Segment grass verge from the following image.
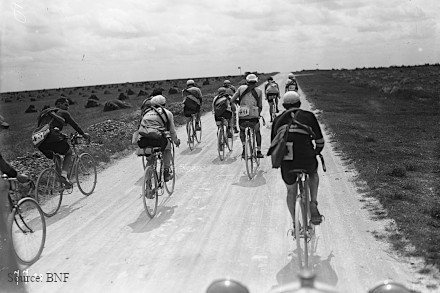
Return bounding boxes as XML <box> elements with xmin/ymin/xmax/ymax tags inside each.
<box><xmin>296</xmin><ymin>67</ymin><xmax>440</xmax><ymax>271</ymax></box>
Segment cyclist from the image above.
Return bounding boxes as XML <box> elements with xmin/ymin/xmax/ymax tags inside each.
<box><xmin>182</xmin><ymin>80</ymin><xmax>203</xmax><ymax>131</ymax></box>
<box><xmin>212</xmin><ymin>87</ymin><xmax>234</xmax><ymax>138</ymax></box>
<box><xmin>270</xmin><ymin>91</ymin><xmax>325</xmax><ymax>229</ymax></box>
<box><xmin>137</xmin><ymin>95</ymin><xmax>180</xmax><ymax>182</ymax></box>
<box><xmin>223</xmin><ymin>80</ymin><xmax>238</xmax><ymax>133</ymax></box>
<box><xmin>285</xmin><ymin>73</ymin><xmax>298</xmax><ymax>92</ymax></box>
<box><xmin>37</xmin><ymin>97</ymin><xmax>90</xmax><ymax>186</ymax></box>
<box><xmin>231</xmin><ymin>74</ymin><xmax>264</xmax><ymax>159</ymax></box>
<box><xmin>264</xmin><ymin>77</ymin><xmax>280</xmax><ymax>121</ymax></box>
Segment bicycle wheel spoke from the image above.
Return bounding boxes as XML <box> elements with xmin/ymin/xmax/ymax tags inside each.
<box><xmin>35</xmin><ymin>168</ymin><xmax>62</xmax><ymax>217</ymax></box>
<box><xmin>9</xmin><ymin>198</ymin><xmax>46</xmax><ymax>265</ymax></box>
<box><xmin>76</xmin><ymin>153</ymin><xmax>97</xmax><ymax>196</ymax></box>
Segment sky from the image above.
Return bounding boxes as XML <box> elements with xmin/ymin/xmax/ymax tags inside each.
<box><xmin>0</xmin><ymin>0</ymin><xmax>439</xmax><ymax>93</ymax></box>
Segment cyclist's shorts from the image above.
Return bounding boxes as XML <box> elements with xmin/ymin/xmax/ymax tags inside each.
<box><xmin>137</xmin><ymin>132</ymin><xmax>167</xmax><ymax>151</ymax></box>
<box><xmin>267</xmin><ymin>94</ymin><xmax>278</xmax><ymax>102</ymax></box>
<box><xmin>38</xmin><ymin>140</ymin><xmax>70</xmax><ymax>159</ymax></box>
<box><xmin>183</xmin><ymin>105</ymin><xmax>200</xmax><ymax>117</ymax></box>
<box><xmin>238</xmin><ymin>118</ymin><xmax>259</xmax><ymax>129</ymax></box>
<box><xmin>280</xmin><ymin>158</ymin><xmax>318</xmax><ymax>185</ymax></box>
<box><xmin>214</xmin><ymin>110</ymin><xmax>232</xmax><ymax>121</ymax></box>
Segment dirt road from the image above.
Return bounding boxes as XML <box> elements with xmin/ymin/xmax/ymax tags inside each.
<box><xmin>15</xmin><ymin>73</ymin><xmax>432</xmax><ymax>293</ymax></box>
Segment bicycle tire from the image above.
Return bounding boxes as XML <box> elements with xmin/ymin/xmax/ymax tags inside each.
<box><xmin>271</xmin><ymin>103</ymin><xmax>276</xmax><ymax>122</ymax></box>
<box><xmin>218</xmin><ymin>126</ymin><xmax>225</xmax><ymax>161</ymax></box>
<box><xmin>8</xmin><ymin>197</ymin><xmax>46</xmax><ymax>265</ymax></box>
<box><xmin>35</xmin><ymin>168</ymin><xmax>63</xmax><ymax>217</ymax></box>
<box><xmin>165</xmin><ymin>144</ymin><xmax>175</xmax><ymax>195</ymax></box>
<box><xmin>187</xmin><ymin>120</ymin><xmax>195</xmax><ymax>150</ymax></box>
<box><xmin>245</xmin><ymin>128</ymin><xmax>254</xmax><ymax>179</ymax></box>
<box><xmin>142</xmin><ymin>166</ymin><xmax>158</xmax><ymax>218</ymax></box>
<box><xmin>76</xmin><ymin>153</ymin><xmax>97</xmax><ymax>196</ymax></box>
<box><xmin>295</xmin><ymin>196</ymin><xmax>309</xmax><ymax>270</ymax></box>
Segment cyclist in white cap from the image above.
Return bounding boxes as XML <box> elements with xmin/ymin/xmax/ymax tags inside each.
<box><xmin>136</xmin><ymin>95</ymin><xmax>180</xmax><ymax>182</ymax></box>
<box><xmin>270</xmin><ymin>91</ymin><xmax>325</xmax><ymax>230</ymax></box>
<box><xmin>231</xmin><ymin>74</ymin><xmax>264</xmax><ymax>159</ymax></box>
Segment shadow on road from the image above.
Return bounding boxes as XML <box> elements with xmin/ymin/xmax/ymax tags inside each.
<box><xmin>232</xmin><ymin>170</ymin><xmax>267</xmax><ymax>188</ymax></box>
<box><xmin>211</xmin><ymin>154</ymin><xmax>238</xmax><ymax>165</ymax></box>
<box><xmin>179</xmin><ymin>147</ymin><xmax>203</xmax><ymax>155</ymax></box>
<box><xmin>128</xmin><ymin>205</ymin><xmax>177</xmax><ymax>234</ymax></box>
<box><xmin>273</xmin><ymin>249</ymin><xmax>337</xmax><ymax>289</ymax></box>
<box><xmin>43</xmin><ymin>195</ymin><xmax>88</xmax><ymax>227</ymax></box>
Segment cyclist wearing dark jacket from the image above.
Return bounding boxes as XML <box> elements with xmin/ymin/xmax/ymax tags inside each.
<box><xmin>37</xmin><ymin>98</ymin><xmax>90</xmax><ymax>185</ymax></box>
<box><xmin>270</xmin><ymin>91</ymin><xmax>325</xmax><ymax>228</ymax></box>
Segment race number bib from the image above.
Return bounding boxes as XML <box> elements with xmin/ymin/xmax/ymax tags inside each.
<box><xmin>238</xmin><ymin>106</ymin><xmax>250</xmax><ymax>117</ymax></box>
<box><xmin>283</xmin><ymin>142</ymin><xmax>294</xmax><ymax>160</ymax></box>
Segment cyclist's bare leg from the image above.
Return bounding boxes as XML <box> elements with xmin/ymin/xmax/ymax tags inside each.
<box><xmin>308</xmin><ymin>172</ymin><xmax>319</xmax><ymax>203</ymax></box>
<box><xmin>308</xmin><ymin>172</ymin><xmax>322</xmax><ymax>223</ymax></box>
<box><xmin>53</xmin><ymin>154</ymin><xmax>62</xmax><ymax>175</ymax></box>
<box><xmin>62</xmin><ymin>149</ymin><xmax>73</xmax><ymax>177</ymax></box>
<box><xmin>286</xmin><ymin>183</ymin><xmax>298</xmax><ymax>224</ymax></box>
<box><xmin>163</xmin><ymin>142</ymin><xmax>171</xmax><ymax>170</ymax></box>
<box><xmin>254</xmin><ymin>123</ymin><xmax>262</xmax><ymax>151</ymax></box>
<box><xmin>275</xmin><ymin>96</ymin><xmax>280</xmax><ymax>112</ymax></box>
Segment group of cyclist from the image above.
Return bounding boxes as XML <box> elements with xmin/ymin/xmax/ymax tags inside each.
<box><xmin>133</xmin><ymin>72</ymin><xmax>324</xmax><ymax>229</ymax></box>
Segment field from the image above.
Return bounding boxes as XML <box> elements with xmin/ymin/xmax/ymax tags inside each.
<box><xmin>0</xmin><ymin>73</ymin><xmax>276</xmax><ymax>178</ymax></box>
<box><xmin>296</xmin><ymin>65</ymin><xmax>440</xmax><ymax>272</ymax></box>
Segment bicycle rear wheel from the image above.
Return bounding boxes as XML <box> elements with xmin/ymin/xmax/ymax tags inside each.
<box><xmin>295</xmin><ymin>197</ymin><xmax>309</xmax><ymax>270</ymax></box>
<box><xmin>165</xmin><ymin>144</ymin><xmax>176</xmax><ymax>195</ymax></box>
<box><xmin>35</xmin><ymin>168</ymin><xmax>63</xmax><ymax>217</ymax></box>
<box><xmin>218</xmin><ymin>126</ymin><xmax>225</xmax><ymax>161</ymax></box>
<box><xmin>187</xmin><ymin>120</ymin><xmax>195</xmax><ymax>150</ymax></box>
<box><xmin>8</xmin><ymin>198</ymin><xmax>46</xmax><ymax>265</ymax></box>
<box><xmin>142</xmin><ymin>166</ymin><xmax>158</xmax><ymax>218</ymax></box>
<box><xmin>76</xmin><ymin>153</ymin><xmax>97</xmax><ymax>196</ymax></box>
<box><xmin>245</xmin><ymin>128</ymin><xmax>254</xmax><ymax>179</ymax></box>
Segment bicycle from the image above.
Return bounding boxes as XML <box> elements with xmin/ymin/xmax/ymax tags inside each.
<box><xmin>140</xmin><ymin>134</ymin><xmax>176</xmax><ymax>218</ymax></box>
<box><xmin>3</xmin><ymin>175</ymin><xmax>46</xmax><ymax>265</ymax></box>
<box><xmin>35</xmin><ymin>132</ymin><xmax>97</xmax><ymax>217</ymax></box>
<box><xmin>216</xmin><ymin>117</ymin><xmax>233</xmax><ymax>161</ymax></box>
<box><xmin>186</xmin><ymin>113</ymin><xmax>202</xmax><ymax>150</ymax></box>
<box><xmin>290</xmin><ymin>154</ymin><xmax>326</xmax><ymax>271</ymax></box>
<box><xmin>242</xmin><ymin>116</ymin><xmax>265</xmax><ymax>180</ymax></box>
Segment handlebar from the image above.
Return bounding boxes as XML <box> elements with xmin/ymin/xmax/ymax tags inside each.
<box><xmin>70</xmin><ymin>132</ymin><xmax>91</xmax><ymax>145</ymax></box>
<box><xmin>206</xmin><ymin>271</ymin><xmax>411</xmax><ymax>293</ymax></box>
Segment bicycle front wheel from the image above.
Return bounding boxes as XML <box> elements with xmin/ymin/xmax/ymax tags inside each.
<box><xmin>187</xmin><ymin>120</ymin><xmax>195</xmax><ymax>150</ymax></box>
<box><xmin>8</xmin><ymin>198</ymin><xmax>46</xmax><ymax>265</ymax></box>
<box><xmin>245</xmin><ymin>128</ymin><xmax>254</xmax><ymax>179</ymax></box>
<box><xmin>165</xmin><ymin>144</ymin><xmax>176</xmax><ymax>195</ymax></box>
<box><xmin>143</xmin><ymin>166</ymin><xmax>159</xmax><ymax>218</ymax></box>
<box><xmin>76</xmin><ymin>153</ymin><xmax>97</xmax><ymax>196</ymax></box>
<box><xmin>218</xmin><ymin>126</ymin><xmax>225</xmax><ymax>161</ymax></box>
<box><xmin>35</xmin><ymin>168</ymin><xmax>63</xmax><ymax>217</ymax></box>
<box><xmin>295</xmin><ymin>197</ymin><xmax>309</xmax><ymax>270</ymax></box>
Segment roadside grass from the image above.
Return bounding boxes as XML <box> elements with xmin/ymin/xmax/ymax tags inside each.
<box><xmin>296</xmin><ymin>66</ymin><xmax>440</xmax><ymax>270</ymax></box>
<box><xmin>0</xmin><ymin>73</ymin><xmax>276</xmax><ymax>180</ymax></box>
